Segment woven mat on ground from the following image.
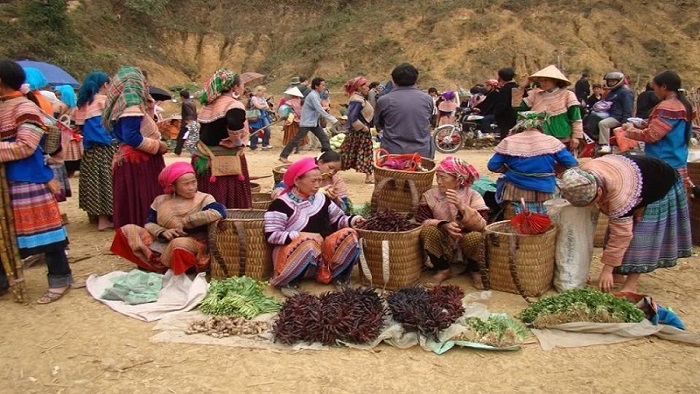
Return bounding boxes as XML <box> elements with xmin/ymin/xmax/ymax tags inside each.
<box><xmin>531</xmin><ymin>321</ymin><xmax>700</xmax><ymax>351</ymax></box>
<box><xmin>86</xmin><ymin>270</ymin><xmax>208</xmax><ymax>322</ymax></box>
<box><xmin>149</xmin><ymin>291</ymin><xmax>521</xmax><ymax>354</ymax></box>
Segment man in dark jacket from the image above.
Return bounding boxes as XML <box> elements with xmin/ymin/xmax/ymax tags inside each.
<box><xmin>574</xmin><ymin>72</ymin><xmax>591</xmax><ymax>104</ymax></box>
<box><xmin>597</xmin><ymin>71</ymin><xmax>634</xmax><ymax>153</ymax></box>
<box><xmin>635</xmin><ymin>83</ymin><xmax>659</xmax><ymax>119</ymax></box>
<box><xmin>494</xmin><ymin>67</ymin><xmax>518</xmax><ymax>139</ymax></box>
<box><xmin>173</xmin><ymin>90</ymin><xmax>197</xmax><ymax>155</ymax></box>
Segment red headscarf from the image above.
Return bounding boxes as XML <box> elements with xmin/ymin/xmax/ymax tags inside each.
<box><xmin>283</xmin><ymin>157</ymin><xmax>319</xmax><ymax>193</ymax></box>
<box><xmin>343</xmin><ymin>76</ymin><xmax>368</xmax><ymax>96</ymax></box>
<box><xmin>158</xmin><ymin>162</ymin><xmax>195</xmax><ymax>194</ymax></box>
<box><xmin>436</xmin><ymin>157</ymin><xmax>480</xmax><ymax>188</ymax></box>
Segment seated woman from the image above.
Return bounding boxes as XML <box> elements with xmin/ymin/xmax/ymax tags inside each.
<box><xmin>110</xmin><ymin>162</ymin><xmax>226</xmax><ymax>275</ymax></box>
<box><xmin>487</xmin><ymin>111</ymin><xmax>578</xmax><ymax>218</ymax></box>
<box><xmin>558</xmin><ymin>155</ymin><xmax>692</xmax><ymax>293</ymax></box>
<box><xmin>272</xmin><ymin>151</ymin><xmax>350</xmax><ymax>212</ymax></box>
<box><xmin>264</xmin><ymin>157</ymin><xmax>365</xmax><ymax>294</ymax></box>
<box><xmin>415</xmin><ymin>157</ymin><xmax>489</xmax><ymax>285</ymax></box>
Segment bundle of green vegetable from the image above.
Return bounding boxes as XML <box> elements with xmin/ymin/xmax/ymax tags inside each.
<box><xmin>518</xmin><ymin>288</ymin><xmax>645</xmax><ymax>328</ymax></box>
<box><xmin>456</xmin><ymin>315</ymin><xmax>528</xmax><ymax>348</ymax></box>
<box><xmin>329</xmin><ymin>133</ymin><xmax>346</xmax><ymax>150</ymax></box>
<box><xmin>200</xmin><ymin>276</ymin><xmax>281</xmax><ymax>318</ymax></box>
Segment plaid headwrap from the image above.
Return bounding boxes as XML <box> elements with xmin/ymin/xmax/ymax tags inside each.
<box><xmin>511</xmin><ymin>111</ymin><xmax>549</xmax><ymax>133</ymax></box>
<box><xmin>558</xmin><ymin>167</ymin><xmax>598</xmax><ymax>207</ymax></box>
<box><xmin>102</xmin><ymin>67</ymin><xmax>148</xmax><ymax>131</ymax></box>
<box><xmin>201</xmin><ymin>69</ymin><xmax>238</xmax><ymax>105</ymax></box>
<box><xmin>343</xmin><ymin>76</ymin><xmax>367</xmax><ymax>96</ymax></box>
<box><xmin>436</xmin><ymin>157</ymin><xmax>480</xmax><ymax>188</ymax></box>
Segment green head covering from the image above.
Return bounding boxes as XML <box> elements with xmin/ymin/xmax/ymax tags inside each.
<box><xmin>102</xmin><ymin>67</ymin><xmax>148</xmax><ymax>131</ymax></box>
<box><xmin>201</xmin><ymin>69</ymin><xmax>239</xmax><ymax>105</ymax></box>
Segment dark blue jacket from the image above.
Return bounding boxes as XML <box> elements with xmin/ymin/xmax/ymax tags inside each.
<box><xmin>606</xmin><ymin>85</ymin><xmax>634</xmax><ymax>122</ymax></box>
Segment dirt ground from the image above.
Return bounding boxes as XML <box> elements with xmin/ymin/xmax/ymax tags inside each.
<box><xmin>2</xmin><ymin>128</ymin><xmax>700</xmax><ymax>393</ymax></box>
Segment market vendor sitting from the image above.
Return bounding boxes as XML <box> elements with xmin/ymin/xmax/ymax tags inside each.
<box><xmin>264</xmin><ymin>157</ymin><xmax>366</xmax><ymax>295</ymax></box>
<box><xmin>416</xmin><ymin>157</ymin><xmax>488</xmax><ymax>285</ymax></box>
<box><xmin>272</xmin><ymin>151</ymin><xmax>350</xmax><ymax>212</ymax></box>
<box><xmin>111</xmin><ymin>162</ymin><xmax>227</xmax><ymax>274</ymax></box>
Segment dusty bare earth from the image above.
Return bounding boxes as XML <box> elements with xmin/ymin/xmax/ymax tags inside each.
<box><xmin>2</xmin><ymin>128</ymin><xmax>700</xmax><ymax>393</ymax></box>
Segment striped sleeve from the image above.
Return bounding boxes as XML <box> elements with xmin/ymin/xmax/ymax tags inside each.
<box><xmin>328</xmin><ymin>198</ymin><xmax>351</xmax><ymax>229</ymax></box>
<box><xmin>0</xmin><ymin>123</ymin><xmax>43</xmax><ymax>162</ymax></box>
<box><xmin>264</xmin><ymin>209</ymin><xmax>298</xmax><ymax>245</ymax></box>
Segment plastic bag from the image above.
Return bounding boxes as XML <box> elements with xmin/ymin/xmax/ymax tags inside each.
<box><xmin>544</xmin><ymin>199</ymin><xmax>597</xmax><ymax>291</ymax></box>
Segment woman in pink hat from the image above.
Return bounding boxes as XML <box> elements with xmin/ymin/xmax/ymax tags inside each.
<box><xmin>264</xmin><ymin>157</ymin><xmax>366</xmax><ymax>294</ymax></box>
<box><xmin>110</xmin><ymin>162</ymin><xmax>226</xmax><ymax>275</ymax></box>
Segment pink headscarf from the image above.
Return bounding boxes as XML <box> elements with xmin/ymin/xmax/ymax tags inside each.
<box><xmin>343</xmin><ymin>76</ymin><xmax>368</xmax><ymax>96</ymax></box>
<box><xmin>158</xmin><ymin>162</ymin><xmax>195</xmax><ymax>194</ymax></box>
<box><xmin>283</xmin><ymin>157</ymin><xmax>319</xmax><ymax>193</ymax></box>
<box><xmin>436</xmin><ymin>157</ymin><xmax>480</xmax><ymax>188</ymax></box>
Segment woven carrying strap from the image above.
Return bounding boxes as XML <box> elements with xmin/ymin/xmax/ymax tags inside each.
<box><xmin>209</xmin><ymin>221</ymin><xmax>230</xmax><ymax>277</ymax></box>
<box><xmin>505</xmin><ymin>234</ymin><xmax>532</xmax><ymax>303</ymax></box>
<box><xmin>358</xmin><ymin>238</ymin><xmax>391</xmax><ymax>291</ymax></box>
<box><xmin>370</xmin><ymin>177</ymin><xmax>420</xmax><ymax>213</ymax></box>
<box><xmin>234</xmin><ymin>221</ymin><xmax>248</xmax><ymax>276</ymax></box>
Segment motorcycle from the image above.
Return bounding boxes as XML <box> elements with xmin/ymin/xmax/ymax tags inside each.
<box><xmin>432</xmin><ymin>107</ymin><xmax>500</xmax><ymax>153</ymax></box>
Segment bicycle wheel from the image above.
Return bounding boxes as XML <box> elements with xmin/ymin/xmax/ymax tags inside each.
<box><xmin>432</xmin><ymin>125</ymin><xmax>462</xmax><ymax>153</ymax></box>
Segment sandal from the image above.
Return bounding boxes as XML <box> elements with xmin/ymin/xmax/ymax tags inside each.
<box><xmin>37</xmin><ymin>287</ymin><xmax>69</xmax><ymax>304</ymax></box>
<box><xmin>278</xmin><ymin>157</ymin><xmax>292</xmax><ymax>164</ymax></box>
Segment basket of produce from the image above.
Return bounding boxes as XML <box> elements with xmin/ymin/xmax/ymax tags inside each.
<box><xmin>484</xmin><ymin>220</ymin><xmax>557</xmax><ymax>298</ymax></box>
<box><xmin>355</xmin><ymin>210</ymin><xmax>424</xmax><ymax>290</ymax></box>
<box><xmin>209</xmin><ymin>209</ymin><xmax>272</xmax><ymax>280</ymax></box>
<box><xmin>687</xmin><ymin>161</ymin><xmax>700</xmax><ymax>246</ymax></box>
<box><xmin>251</xmin><ymin>192</ymin><xmax>273</xmax><ymax>210</ymax></box>
<box><xmin>272</xmin><ymin>164</ymin><xmax>290</xmax><ymax>185</ymax></box>
<box><xmin>372</xmin><ymin>149</ymin><xmax>436</xmax><ymax>214</ymax></box>
<box><xmin>594</xmin><ymin>212</ymin><xmax>609</xmax><ymax>248</ymax></box>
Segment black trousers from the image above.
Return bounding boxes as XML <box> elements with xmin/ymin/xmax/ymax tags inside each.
<box><xmin>280</xmin><ymin>125</ymin><xmax>331</xmax><ymax>159</ymax></box>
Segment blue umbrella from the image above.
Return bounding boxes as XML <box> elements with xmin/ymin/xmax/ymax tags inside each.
<box><xmin>16</xmin><ymin>60</ymin><xmax>80</xmax><ymax>87</ymax></box>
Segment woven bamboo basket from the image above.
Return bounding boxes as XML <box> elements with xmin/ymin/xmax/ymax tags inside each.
<box><xmin>371</xmin><ymin>158</ymin><xmax>436</xmax><ymax>215</ymax></box>
<box><xmin>250</xmin><ymin>182</ymin><xmax>261</xmax><ymax>193</ymax></box>
<box><xmin>688</xmin><ymin>162</ymin><xmax>700</xmax><ymax>246</ymax></box>
<box><xmin>272</xmin><ymin>164</ymin><xmax>290</xmax><ymax>185</ymax></box>
<box><xmin>251</xmin><ymin>192</ymin><xmax>273</xmax><ymax>210</ymax></box>
<box><xmin>484</xmin><ymin>221</ymin><xmax>557</xmax><ymax>298</ymax></box>
<box><xmin>594</xmin><ymin>213</ymin><xmax>609</xmax><ymax>248</ymax></box>
<box><xmin>356</xmin><ymin>225</ymin><xmax>423</xmax><ymax>290</ymax></box>
<box><xmin>209</xmin><ymin>209</ymin><xmax>272</xmax><ymax>280</ymax></box>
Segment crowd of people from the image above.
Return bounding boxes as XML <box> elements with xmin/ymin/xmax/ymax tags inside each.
<box><xmin>0</xmin><ymin>57</ymin><xmax>698</xmax><ymax>303</ymax></box>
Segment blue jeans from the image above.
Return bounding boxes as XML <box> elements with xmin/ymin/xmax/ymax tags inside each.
<box><xmin>249</xmin><ymin>116</ymin><xmax>271</xmax><ymax>149</ymax></box>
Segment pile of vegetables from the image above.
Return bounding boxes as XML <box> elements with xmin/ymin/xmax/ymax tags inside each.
<box><xmin>455</xmin><ymin>315</ymin><xmax>528</xmax><ymax>348</ymax></box>
<box><xmin>519</xmin><ymin>288</ymin><xmax>645</xmax><ymax>328</ymax></box>
<box><xmin>273</xmin><ymin>287</ymin><xmax>387</xmax><ymax>345</ymax></box>
<box><xmin>200</xmin><ymin>277</ymin><xmax>281</xmax><ymax>318</ymax></box>
<box><xmin>329</xmin><ymin>133</ymin><xmax>346</xmax><ymax>150</ymax></box>
<box><xmin>186</xmin><ymin>316</ymin><xmax>270</xmax><ymax>338</ymax></box>
<box><xmin>387</xmin><ymin>285</ymin><xmax>465</xmax><ymax>341</ymax></box>
<box><xmin>358</xmin><ymin>209</ymin><xmax>417</xmax><ymax>232</ymax></box>
<box><xmin>349</xmin><ymin>201</ymin><xmax>372</xmax><ymax>217</ymax></box>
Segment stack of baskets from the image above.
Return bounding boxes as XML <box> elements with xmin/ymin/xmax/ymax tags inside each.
<box><xmin>272</xmin><ymin>164</ymin><xmax>291</xmax><ymax>186</ymax></box>
<box><xmin>356</xmin><ymin>225</ymin><xmax>424</xmax><ymax>290</ymax></box>
<box><xmin>209</xmin><ymin>209</ymin><xmax>272</xmax><ymax>280</ymax></box>
<box><xmin>371</xmin><ymin>157</ymin><xmax>436</xmax><ymax>215</ymax></box>
<box><xmin>483</xmin><ymin>221</ymin><xmax>557</xmax><ymax>298</ymax></box>
<box><xmin>688</xmin><ymin>161</ymin><xmax>700</xmax><ymax>246</ymax></box>
<box><xmin>251</xmin><ymin>192</ymin><xmax>273</xmax><ymax>210</ymax></box>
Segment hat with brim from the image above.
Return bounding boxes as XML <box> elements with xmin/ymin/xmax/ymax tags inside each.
<box><xmin>438</xmin><ymin>100</ymin><xmax>457</xmax><ymax>112</ymax></box>
<box><xmin>284</xmin><ymin>86</ymin><xmax>304</xmax><ymax>98</ymax></box>
<box><xmin>529</xmin><ymin>65</ymin><xmax>571</xmax><ymax>86</ymax></box>
<box><xmin>290</xmin><ymin>77</ymin><xmax>301</xmax><ymax>85</ymax></box>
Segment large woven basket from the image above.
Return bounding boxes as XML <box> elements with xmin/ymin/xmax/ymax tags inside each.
<box><xmin>371</xmin><ymin>158</ymin><xmax>436</xmax><ymax>215</ymax></box>
<box><xmin>272</xmin><ymin>164</ymin><xmax>290</xmax><ymax>185</ymax></box>
<box><xmin>356</xmin><ymin>225</ymin><xmax>423</xmax><ymax>290</ymax></box>
<box><xmin>688</xmin><ymin>161</ymin><xmax>700</xmax><ymax>246</ymax></box>
<box><xmin>209</xmin><ymin>209</ymin><xmax>272</xmax><ymax>280</ymax></box>
<box><xmin>594</xmin><ymin>213</ymin><xmax>609</xmax><ymax>248</ymax></box>
<box><xmin>484</xmin><ymin>221</ymin><xmax>557</xmax><ymax>298</ymax></box>
<box><xmin>251</xmin><ymin>192</ymin><xmax>273</xmax><ymax>210</ymax></box>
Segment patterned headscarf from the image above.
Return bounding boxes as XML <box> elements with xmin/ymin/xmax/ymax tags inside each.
<box><xmin>343</xmin><ymin>76</ymin><xmax>367</xmax><ymax>96</ymax></box>
<box><xmin>201</xmin><ymin>69</ymin><xmax>238</xmax><ymax>105</ymax></box>
<box><xmin>23</xmin><ymin>67</ymin><xmax>48</xmax><ymax>91</ymax></box>
<box><xmin>558</xmin><ymin>167</ymin><xmax>598</xmax><ymax>207</ymax></box>
<box><xmin>436</xmin><ymin>157</ymin><xmax>480</xmax><ymax>188</ymax></box>
<box><xmin>102</xmin><ymin>67</ymin><xmax>148</xmax><ymax>131</ymax></box>
<box><xmin>511</xmin><ymin>111</ymin><xmax>549</xmax><ymax>133</ymax></box>
<box><xmin>55</xmin><ymin>85</ymin><xmax>76</xmax><ymax>108</ymax></box>
<box><xmin>158</xmin><ymin>162</ymin><xmax>196</xmax><ymax>194</ymax></box>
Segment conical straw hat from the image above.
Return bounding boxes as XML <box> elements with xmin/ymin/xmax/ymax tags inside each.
<box><xmin>284</xmin><ymin>86</ymin><xmax>304</xmax><ymax>98</ymax></box>
<box><xmin>529</xmin><ymin>65</ymin><xmax>571</xmax><ymax>85</ymax></box>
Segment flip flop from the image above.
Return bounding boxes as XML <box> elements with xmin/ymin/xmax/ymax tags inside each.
<box><xmin>37</xmin><ymin>288</ymin><xmax>69</xmax><ymax>304</ymax></box>
<box><xmin>278</xmin><ymin>158</ymin><xmax>292</xmax><ymax>164</ymax></box>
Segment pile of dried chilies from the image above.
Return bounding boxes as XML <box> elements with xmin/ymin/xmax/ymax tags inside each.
<box><xmin>387</xmin><ymin>285</ymin><xmax>465</xmax><ymax>341</ymax></box>
<box><xmin>273</xmin><ymin>287</ymin><xmax>387</xmax><ymax>345</ymax></box>
<box><xmin>358</xmin><ymin>209</ymin><xmax>417</xmax><ymax>232</ymax></box>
